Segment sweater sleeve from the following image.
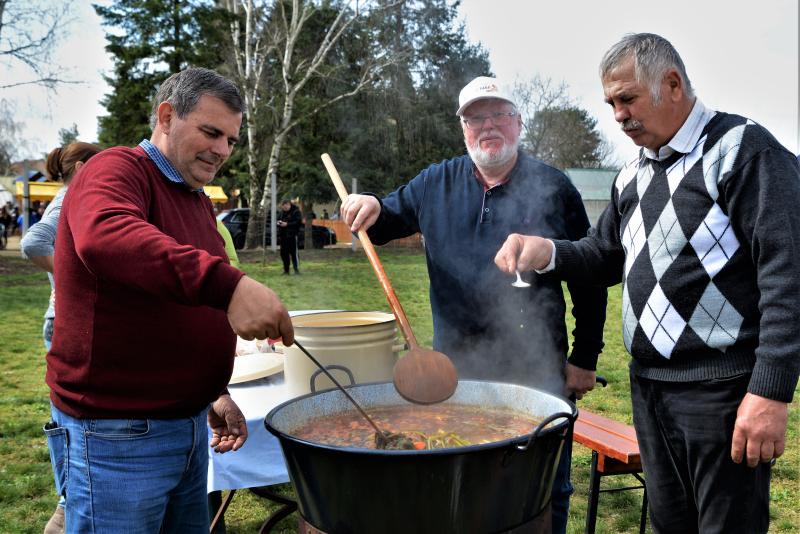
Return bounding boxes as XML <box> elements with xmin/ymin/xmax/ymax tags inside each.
<box><xmin>553</xmin><ymin>179</ymin><xmax>626</xmax><ymax>287</ymax></box>
<box><xmin>65</xmin><ymin>150</ymin><xmax>243</xmax><ymax>311</ymax></box>
<box><xmin>722</xmin><ymin>145</ymin><xmax>800</xmax><ymax>402</ymax></box>
<box><xmin>20</xmin><ymin>187</ymin><xmax>66</xmax><ymax>259</ymax></box>
<box><xmin>366</xmin><ymin>172</ymin><xmax>425</xmax><ymax>245</ymax></box>
<box><xmin>560</xmin><ymin>179</ymin><xmax>608</xmax><ymax>371</ymax></box>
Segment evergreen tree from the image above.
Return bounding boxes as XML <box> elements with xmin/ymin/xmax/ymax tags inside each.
<box><xmin>525</xmin><ymin>106</ymin><xmax>609</xmax><ymax>169</ymax></box>
<box><xmin>58</xmin><ymin>123</ymin><xmax>80</xmax><ymax>146</ymax></box>
<box><xmin>95</xmin><ymin>0</ymin><xmax>232</xmax><ymax>147</ymax></box>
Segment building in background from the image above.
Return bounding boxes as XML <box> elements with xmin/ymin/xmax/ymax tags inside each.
<box><xmin>564</xmin><ymin>168</ymin><xmax>618</xmax><ymax>226</ymax></box>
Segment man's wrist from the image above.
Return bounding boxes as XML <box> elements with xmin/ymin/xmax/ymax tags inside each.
<box><xmin>534</xmin><ymin>239</ymin><xmax>556</xmax><ymax>273</ymax></box>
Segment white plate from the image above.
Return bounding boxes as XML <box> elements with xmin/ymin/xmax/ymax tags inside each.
<box><xmin>229</xmin><ymin>352</ymin><xmax>284</xmax><ymax>385</ymax></box>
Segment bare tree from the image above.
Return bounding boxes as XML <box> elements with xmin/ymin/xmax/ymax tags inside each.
<box><xmin>224</xmin><ymin>0</ymin><xmax>277</xmax><ymax>248</ymax></box>
<box><xmin>224</xmin><ymin>0</ymin><xmax>398</xmax><ymax>249</ymax></box>
<box><xmin>514</xmin><ymin>75</ymin><xmax>618</xmax><ymax>169</ymax></box>
<box><xmin>0</xmin><ymin>98</ymin><xmax>23</xmax><ymax>173</ymax></box>
<box><xmin>0</xmin><ymin>0</ymin><xmax>75</xmax><ymax>90</ymax></box>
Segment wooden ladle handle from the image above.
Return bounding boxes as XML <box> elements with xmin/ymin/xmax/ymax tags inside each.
<box><xmin>321</xmin><ymin>153</ymin><xmax>419</xmax><ymax>348</ymax></box>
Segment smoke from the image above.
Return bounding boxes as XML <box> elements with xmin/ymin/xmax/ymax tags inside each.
<box><xmin>423</xmin><ymin>168</ymin><xmax>575</xmax><ymax>399</ymax></box>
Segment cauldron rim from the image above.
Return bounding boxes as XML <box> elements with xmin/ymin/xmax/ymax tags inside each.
<box><xmin>264</xmin><ymin>379</ymin><xmax>576</xmax><ymax>456</ymax></box>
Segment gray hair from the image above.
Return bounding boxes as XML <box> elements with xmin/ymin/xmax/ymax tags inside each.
<box><xmin>599</xmin><ymin>33</ymin><xmax>694</xmax><ymax>104</ymax></box>
<box><xmin>149</xmin><ymin>67</ymin><xmax>244</xmax><ymax>129</ymax></box>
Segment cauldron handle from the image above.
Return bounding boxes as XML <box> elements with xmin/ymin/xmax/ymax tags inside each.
<box><xmin>516</xmin><ymin>411</ymin><xmax>575</xmax><ymax>452</ymax></box>
<box><xmin>309</xmin><ymin>365</ymin><xmax>356</xmax><ymax>393</ymax></box>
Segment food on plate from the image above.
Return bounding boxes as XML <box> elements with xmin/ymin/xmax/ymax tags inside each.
<box><xmin>290</xmin><ymin>404</ymin><xmax>541</xmax><ymax>450</ymax></box>
<box><xmin>235</xmin><ymin>337</ymin><xmax>273</xmax><ymax>356</ymax></box>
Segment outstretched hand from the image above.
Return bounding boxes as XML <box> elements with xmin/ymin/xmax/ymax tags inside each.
<box><xmin>494</xmin><ymin>233</ymin><xmax>554</xmax><ymax>274</ymax></box>
<box><xmin>208</xmin><ymin>394</ymin><xmax>248</xmax><ymax>453</ymax></box>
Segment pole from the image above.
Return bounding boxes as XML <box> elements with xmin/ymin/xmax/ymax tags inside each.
<box><xmin>21</xmin><ymin>162</ymin><xmax>30</xmax><ymax>235</ymax></box>
<box><xmin>351</xmin><ymin>177</ymin><xmax>358</xmax><ymax>251</ymax></box>
<box><xmin>270</xmin><ymin>173</ymin><xmax>277</xmax><ymax>252</ymax></box>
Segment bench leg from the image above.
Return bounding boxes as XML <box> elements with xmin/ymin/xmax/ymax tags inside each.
<box><xmin>639</xmin><ymin>484</ymin><xmax>648</xmax><ymax>534</ymax></box>
<box><xmin>584</xmin><ymin>451</ymin><xmax>601</xmax><ymax>534</ymax></box>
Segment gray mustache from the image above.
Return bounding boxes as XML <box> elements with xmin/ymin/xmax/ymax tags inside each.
<box><xmin>621</xmin><ymin>119</ymin><xmax>643</xmax><ymax>131</ymax></box>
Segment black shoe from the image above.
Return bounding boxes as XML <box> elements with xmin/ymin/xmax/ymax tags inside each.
<box><xmin>294</xmin><ymin>270</ymin><xmax>301</xmax><ymax>275</ymax></box>
<box><xmin>282</xmin><ymin>271</ymin><xmax>290</xmax><ymax>275</ymax></box>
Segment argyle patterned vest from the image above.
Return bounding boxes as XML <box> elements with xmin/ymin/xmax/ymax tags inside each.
<box><xmin>616</xmin><ymin>114</ymin><xmax>756</xmax><ymax>367</ymax></box>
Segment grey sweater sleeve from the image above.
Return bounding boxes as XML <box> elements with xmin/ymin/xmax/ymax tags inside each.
<box><xmin>723</xmin><ymin>146</ymin><xmax>800</xmax><ymax>402</ymax></box>
<box><xmin>553</xmin><ymin>180</ymin><xmax>626</xmax><ymax>287</ymax></box>
<box><xmin>20</xmin><ymin>187</ymin><xmax>66</xmax><ymax>259</ymax></box>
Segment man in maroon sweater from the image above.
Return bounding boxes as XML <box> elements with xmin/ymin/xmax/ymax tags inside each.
<box><xmin>43</xmin><ymin>68</ymin><xmax>294</xmax><ymax>533</ymax></box>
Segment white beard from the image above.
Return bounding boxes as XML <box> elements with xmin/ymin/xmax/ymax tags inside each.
<box><xmin>465</xmin><ymin>134</ymin><xmax>519</xmax><ymax>170</ymax></box>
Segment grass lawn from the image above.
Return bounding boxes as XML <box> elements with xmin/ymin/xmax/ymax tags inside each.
<box><xmin>0</xmin><ymin>248</ymin><xmax>797</xmax><ymax>533</ymax></box>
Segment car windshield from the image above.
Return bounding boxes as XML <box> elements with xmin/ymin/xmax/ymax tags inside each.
<box><xmin>216</xmin><ymin>212</ymin><xmax>228</xmax><ymax>221</ymax></box>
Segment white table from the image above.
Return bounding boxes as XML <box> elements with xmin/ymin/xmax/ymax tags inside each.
<box><xmin>207</xmin><ymin>374</ymin><xmax>295</xmax><ymax>533</ymax></box>
<box><xmin>207</xmin><ymin>374</ymin><xmax>291</xmax><ymax>492</ymax></box>
<box><xmin>207</xmin><ymin>310</ymin><xmax>340</xmax><ymax>532</ymax></box>
<box><xmin>208</xmin><ymin>310</ymin><xmax>337</xmax><ymax>490</ymax></box>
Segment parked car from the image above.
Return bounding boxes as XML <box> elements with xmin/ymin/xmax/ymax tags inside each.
<box><xmin>217</xmin><ymin>207</ymin><xmax>337</xmax><ymax>250</ymax></box>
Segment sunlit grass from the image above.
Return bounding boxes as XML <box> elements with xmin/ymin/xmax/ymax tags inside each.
<box><xmin>1</xmin><ymin>250</ymin><xmax>797</xmax><ymax>533</ymax></box>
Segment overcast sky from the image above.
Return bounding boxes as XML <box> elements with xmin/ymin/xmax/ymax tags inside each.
<box><xmin>3</xmin><ymin>0</ymin><xmax>798</xmax><ymax>164</ymax></box>
<box><xmin>458</xmin><ymin>0</ymin><xmax>799</xmax><ymax>162</ymax></box>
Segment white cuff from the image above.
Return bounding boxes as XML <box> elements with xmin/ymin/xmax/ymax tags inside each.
<box><xmin>533</xmin><ymin>240</ymin><xmax>556</xmax><ymax>274</ymax></box>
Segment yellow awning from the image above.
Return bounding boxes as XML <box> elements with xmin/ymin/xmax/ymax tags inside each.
<box><xmin>16</xmin><ymin>181</ymin><xmax>62</xmax><ymax>202</ymax></box>
<box><xmin>16</xmin><ymin>181</ymin><xmax>229</xmax><ymax>204</ymax></box>
<box><xmin>203</xmin><ymin>185</ymin><xmax>228</xmax><ymax>203</ymax></box>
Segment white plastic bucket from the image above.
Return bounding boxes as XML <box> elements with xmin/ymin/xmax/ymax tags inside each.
<box><xmin>283</xmin><ymin>311</ymin><xmax>403</xmax><ymax>398</ymax></box>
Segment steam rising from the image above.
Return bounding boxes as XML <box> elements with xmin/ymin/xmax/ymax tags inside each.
<box><xmin>423</xmin><ymin>173</ymin><xmax>575</xmax><ymax>399</ymax></box>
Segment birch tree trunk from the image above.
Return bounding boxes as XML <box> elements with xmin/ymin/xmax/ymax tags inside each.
<box><xmin>225</xmin><ymin>0</ymin><xmax>397</xmax><ymax>250</ymax></box>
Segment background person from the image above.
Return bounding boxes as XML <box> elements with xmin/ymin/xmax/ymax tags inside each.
<box><xmin>44</xmin><ymin>67</ymin><xmax>294</xmax><ymax>533</ymax></box>
<box><xmin>216</xmin><ymin>218</ymin><xmax>240</xmax><ymax>269</ymax></box>
<box><xmin>495</xmin><ymin>33</ymin><xmax>800</xmax><ymax>534</ymax></box>
<box><xmin>341</xmin><ymin>76</ymin><xmax>607</xmax><ymax>534</ymax></box>
<box><xmin>20</xmin><ymin>141</ymin><xmax>102</xmax><ymax>534</ymax></box>
<box><xmin>277</xmin><ymin>198</ymin><xmax>302</xmax><ymax>274</ymax></box>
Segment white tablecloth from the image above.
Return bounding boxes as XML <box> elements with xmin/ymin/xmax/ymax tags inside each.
<box><xmin>207</xmin><ymin>374</ymin><xmax>291</xmax><ymax>492</ymax></box>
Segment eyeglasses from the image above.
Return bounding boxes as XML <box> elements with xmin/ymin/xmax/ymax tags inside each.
<box><xmin>460</xmin><ymin>112</ymin><xmax>518</xmax><ymax>130</ymax></box>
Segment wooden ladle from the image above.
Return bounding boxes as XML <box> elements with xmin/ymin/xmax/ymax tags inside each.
<box><xmin>321</xmin><ymin>153</ymin><xmax>458</xmax><ymax>404</ymax></box>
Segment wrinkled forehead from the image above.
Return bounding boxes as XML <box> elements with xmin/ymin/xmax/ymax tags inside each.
<box><xmin>602</xmin><ymin>59</ymin><xmax>645</xmax><ymax>97</ymax></box>
<box><xmin>462</xmin><ymin>98</ymin><xmax>515</xmax><ymax>116</ymax></box>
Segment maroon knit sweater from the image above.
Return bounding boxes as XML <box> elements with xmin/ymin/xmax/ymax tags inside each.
<box><xmin>47</xmin><ymin>146</ymin><xmax>245</xmax><ymax>418</ymax></box>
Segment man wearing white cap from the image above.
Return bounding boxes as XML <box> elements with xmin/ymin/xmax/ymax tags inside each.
<box><xmin>341</xmin><ymin>76</ymin><xmax>607</xmax><ymax>533</ymax></box>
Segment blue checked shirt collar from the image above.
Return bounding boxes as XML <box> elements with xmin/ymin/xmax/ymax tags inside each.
<box><xmin>644</xmin><ymin>99</ymin><xmax>716</xmax><ymax>162</ymax></box>
<box><xmin>138</xmin><ymin>139</ymin><xmax>202</xmax><ymax>191</ymax></box>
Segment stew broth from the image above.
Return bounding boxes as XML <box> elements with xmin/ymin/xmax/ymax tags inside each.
<box><xmin>291</xmin><ymin>404</ymin><xmax>542</xmax><ymax>449</ymax></box>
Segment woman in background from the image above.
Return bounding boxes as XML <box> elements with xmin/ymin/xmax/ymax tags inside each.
<box><xmin>20</xmin><ymin>141</ymin><xmax>102</xmax><ymax>534</ymax></box>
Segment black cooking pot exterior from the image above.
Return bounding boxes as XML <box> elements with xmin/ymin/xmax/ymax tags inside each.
<box><xmin>265</xmin><ymin>380</ymin><xmax>576</xmax><ymax>534</ymax></box>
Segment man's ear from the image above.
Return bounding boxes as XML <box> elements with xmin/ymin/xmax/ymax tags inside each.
<box><xmin>664</xmin><ymin>69</ymin><xmax>684</xmax><ymax>102</ymax></box>
<box><xmin>156</xmin><ymin>102</ymin><xmax>175</xmax><ymax>134</ymax></box>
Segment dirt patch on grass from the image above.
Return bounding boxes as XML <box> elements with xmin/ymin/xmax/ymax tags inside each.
<box><xmin>0</xmin><ymin>255</ymin><xmax>41</xmax><ymax>277</ymax></box>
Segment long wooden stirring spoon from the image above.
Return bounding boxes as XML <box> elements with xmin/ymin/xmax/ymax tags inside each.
<box><xmin>321</xmin><ymin>153</ymin><xmax>458</xmax><ymax>404</ymax></box>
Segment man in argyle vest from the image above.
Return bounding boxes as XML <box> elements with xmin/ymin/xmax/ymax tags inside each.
<box><xmin>494</xmin><ymin>33</ymin><xmax>800</xmax><ymax>534</ymax></box>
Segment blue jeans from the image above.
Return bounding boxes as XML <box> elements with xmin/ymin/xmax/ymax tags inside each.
<box><xmin>550</xmin><ymin>433</ymin><xmax>574</xmax><ymax>534</ymax></box>
<box><xmin>45</xmin><ymin>403</ymin><xmax>210</xmax><ymax>533</ymax></box>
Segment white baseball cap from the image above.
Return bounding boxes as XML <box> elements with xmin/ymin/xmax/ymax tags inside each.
<box><xmin>456</xmin><ymin>76</ymin><xmax>517</xmax><ymax>116</ymax></box>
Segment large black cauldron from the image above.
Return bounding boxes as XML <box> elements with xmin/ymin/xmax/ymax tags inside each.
<box><xmin>265</xmin><ymin>380</ymin><xmax>576</xmax><ymax>534</ymax></box>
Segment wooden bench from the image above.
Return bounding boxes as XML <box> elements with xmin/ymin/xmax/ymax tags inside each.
<box><xmin>573</xmin><ymin>409</ymin><xmax>648</xmax><ymax>534</ymax></box>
